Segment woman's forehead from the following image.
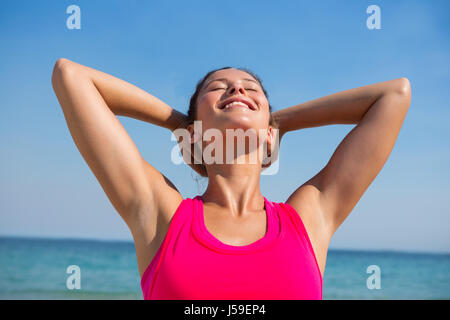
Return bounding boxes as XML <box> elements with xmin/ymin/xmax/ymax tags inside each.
<box><xmin>207</xmin><ymin>69</ymin><xmax>257</xmax><ymax>83</ymax></box>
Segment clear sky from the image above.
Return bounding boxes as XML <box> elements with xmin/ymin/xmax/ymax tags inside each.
<box><xmin>1</xmin><ymin>0</ymin><xmax>449</xmax><ymax>253</ymax></box>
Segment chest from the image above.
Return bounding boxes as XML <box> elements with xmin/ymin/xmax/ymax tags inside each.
<box><xmin>203</xmin><ymin>208</ymin><xmax>268</xmax><ymax>246</ymax></box>
<box><xmin>153</xmin><ymin>241</ymin><xmax>322</xmax><ymax>299</ymax></box>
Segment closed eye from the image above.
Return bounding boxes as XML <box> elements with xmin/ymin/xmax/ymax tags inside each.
<box><xmin>211</xmin><ymin>88</ymin><xmax>257</xmax><ymax>91</ymax></box>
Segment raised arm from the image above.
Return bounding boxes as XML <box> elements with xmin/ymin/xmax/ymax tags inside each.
<box><xmin>51</xmin><ymin>58</ymin><xmax>185</xmax><ymax>274</ymax></box>
<box><xmin>273</xmin><ymin>78</ymin><xmax>411</xmax><ymax>272</ymax></box>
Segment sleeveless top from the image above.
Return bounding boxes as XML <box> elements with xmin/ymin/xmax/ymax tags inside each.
<box><xmin>140</xmin><ymin>196</ymin><xmax>323</xmax><ymax>300</ymax></box>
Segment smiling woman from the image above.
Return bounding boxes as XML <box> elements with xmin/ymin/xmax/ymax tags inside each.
<box><xmin>187</xmin><ymin>67</ymin><xmax>278</xmax><ymax>125</ymax></box>
<box><xmin>51</xmin><ymin>58</ymin><xmax>410</xmax><ymax>300</ymax></box>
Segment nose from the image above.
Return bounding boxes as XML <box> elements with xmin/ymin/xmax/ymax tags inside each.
<box><xmin>227</xmin><ymin>82</ymin><xmax>246</xmax><ymax>95</ymax></box>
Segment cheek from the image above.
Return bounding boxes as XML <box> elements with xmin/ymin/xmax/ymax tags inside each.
<box><xmin>198</xmin><ymin>90</ymin><xmax>219</xmax><ymax>110</ymax></box>
<box><xmin>256</xmin><ymin>97</ymin><xmax>271</xmax><ymax>120</ymax></box>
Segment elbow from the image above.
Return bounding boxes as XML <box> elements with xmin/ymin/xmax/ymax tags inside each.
<box><xmin>51</xmin><ymin>58</ymin><xmax>68</xmax><ymax>88</ymax></box>
<box><xmin>396</xmin><ymin>77</ymin><xmax>411</xmax><ymax>96</ymax></box>
<box><xmin>394</xmin><ymin>77</ymin><xmax>411</xmax><ymax>101</ymax></box>
<box><xmin>54</xmin><ymin>58</ymin><xmax>71</xmax><ymax>70</ymax></box>
<box><xmin>384</xmin><ymin>77</ymin><xmax>411</xmax><ymax>98</ymax></box>
<box><xmin>391</xmin><ymin>77</ymin><xmax>411</xmax><ymax>109</ymax></box>
<box><xmin>52</xmin><ymin>58</ymin><xmax>71</xmax><ymax>77</ymax></box>
<box><xmin>51</xmin><ymin>58</ymin><xmax>77</xmax><ymax>92</ymax></box>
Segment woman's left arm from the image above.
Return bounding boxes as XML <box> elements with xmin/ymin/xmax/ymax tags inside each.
<box><xmin>273</xmin><ymin>78</ymin><xmax>411</xmax><ymax>238</ymax></box>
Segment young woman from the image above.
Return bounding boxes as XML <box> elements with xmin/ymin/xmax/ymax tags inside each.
<box><xmin>51</xmin><ymin>59</ymin><xmax>411</xmax><ymax>299</ymax></box>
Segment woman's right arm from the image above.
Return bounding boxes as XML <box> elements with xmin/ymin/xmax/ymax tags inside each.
<box><xmin>51</xmin><ymin>58</ymin><xmax>183</xmax><ymax>260</ymax></box>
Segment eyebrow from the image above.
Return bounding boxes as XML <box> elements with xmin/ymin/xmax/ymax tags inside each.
<box><xmin>204</xmin><ymin>77</ymin><xmax>259</xmax><ymax>88</ymax></box>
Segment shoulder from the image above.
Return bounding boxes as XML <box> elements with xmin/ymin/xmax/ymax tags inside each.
<box><xmin>285</xmin><ymin>179</ymin><xmax>334</xmax><ymax>239</ymax></box>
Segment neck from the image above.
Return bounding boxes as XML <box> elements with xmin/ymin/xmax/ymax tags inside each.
<box><xmin>201</xmin><ymin>162</ymin><xmax>265</xmax><ymax>218</ymax></box>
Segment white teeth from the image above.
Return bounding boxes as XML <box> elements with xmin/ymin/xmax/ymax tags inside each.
<box><xmin>224</xmin><ymin>101</ymin><xmax>250</xmax><ymax>109</ymax></box>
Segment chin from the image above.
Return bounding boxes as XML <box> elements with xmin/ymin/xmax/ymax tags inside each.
<box><xmin>215</xmin><ymin>117</ymin><xmax>257</xmax><ymax>131</ymax></box>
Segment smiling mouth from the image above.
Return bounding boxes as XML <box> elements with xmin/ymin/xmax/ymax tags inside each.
<box><xmin>219</xmin><ymin>100</ymin><xmax>256</xmax><ymax>111</ymax></box>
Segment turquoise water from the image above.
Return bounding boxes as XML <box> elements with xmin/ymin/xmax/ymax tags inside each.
<box><xmin>0</xmin><ymin>236</ymin><xmax>448</xmax><ymax>300</ymax></box>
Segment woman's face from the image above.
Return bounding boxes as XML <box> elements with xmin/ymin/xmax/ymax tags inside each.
<box><xmin>194</xmin><ymin>68</ymin><xmax>272</xmax><ymax>134</ymax></box>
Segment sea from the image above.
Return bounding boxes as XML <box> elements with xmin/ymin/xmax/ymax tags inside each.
<box><xmin>0</xmin><ymin>236</ymin><xmax>448</xmax><ymax>300</ymax></box>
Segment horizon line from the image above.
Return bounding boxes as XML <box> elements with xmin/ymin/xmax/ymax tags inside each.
<box><xmin>0</xmin><ymin>234</ymin><xmax>448</xmax><ymax>256</ymax></box>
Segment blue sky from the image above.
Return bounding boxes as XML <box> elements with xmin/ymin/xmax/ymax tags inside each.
<box><xmin>0</xmin><ymin>0</ymin><xmax>449</xmax><ymax>253</ymax></box>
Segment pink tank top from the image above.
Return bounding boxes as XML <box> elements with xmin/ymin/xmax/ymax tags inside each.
<box><xmin>140</xmin><ymin>196</ymin><xmax>323</xmax><ymax>300</ymax></box>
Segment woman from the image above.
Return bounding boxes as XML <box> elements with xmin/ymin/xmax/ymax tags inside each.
<box><xmin>51</xmin><ymin>59</ymin><xmax>411</xmax><ymax>300</ymax></box>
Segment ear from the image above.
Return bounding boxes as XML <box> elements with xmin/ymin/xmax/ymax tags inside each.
<box><xmin>265</xmin><ymin>126</ymin><xmax>275</xmax><ymax>155</ymax></box>
<box><xmin>265</xmin><ymin>126</ymin><xmax>280</xmax><ymax>161</ymax></box>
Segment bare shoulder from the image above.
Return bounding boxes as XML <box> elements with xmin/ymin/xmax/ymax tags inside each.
<box><xmin>285</xmin><ymin>179</ymin><xmax>332</xmax><ymax>277</ymax></box>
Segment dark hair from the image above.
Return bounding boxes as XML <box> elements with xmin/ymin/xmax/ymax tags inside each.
<box><xmin>186</xmin><ymin>66</ymin><xmax>278</xmax><ymax>178</ymax></box>
<box><xmin>187</xmin><ymin>66</ymin><xmax>277</xmax><ymax>127</ymax></box>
